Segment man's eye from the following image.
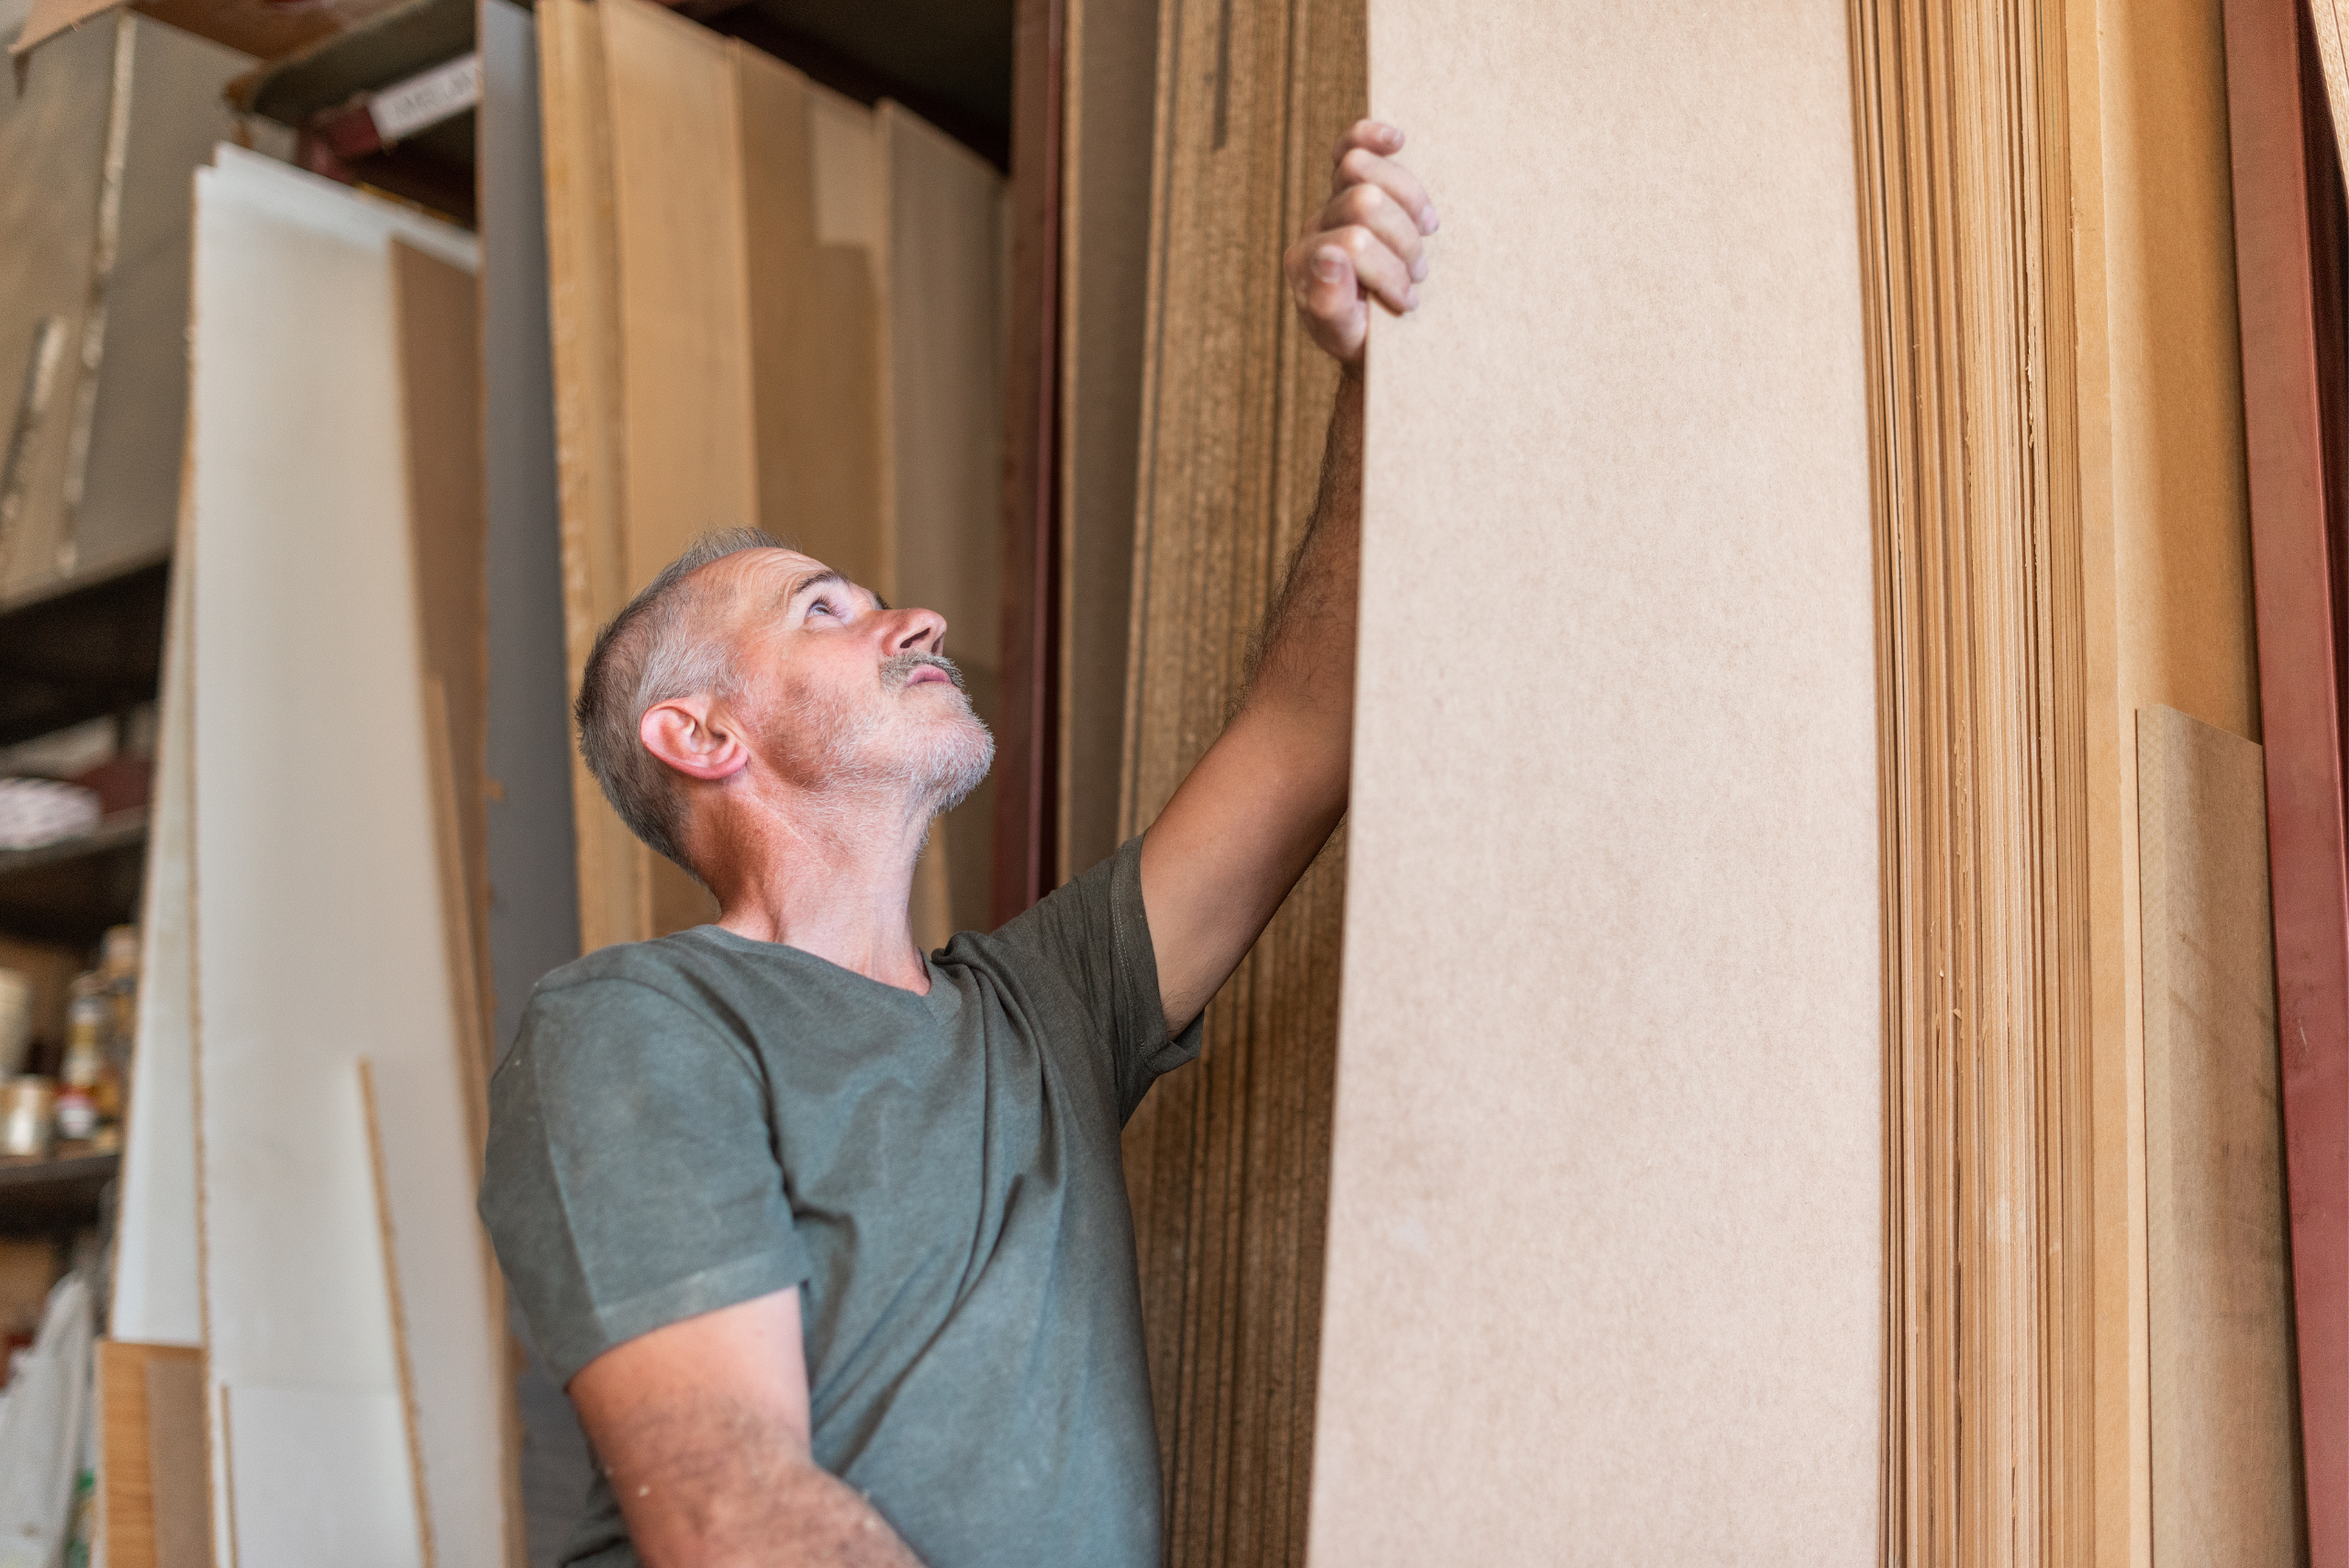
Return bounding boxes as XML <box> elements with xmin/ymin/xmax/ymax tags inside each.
<box><xmin>808</xmin><ymin>598</ymin><xmax>834</xmax><ymax>618</ymax></box>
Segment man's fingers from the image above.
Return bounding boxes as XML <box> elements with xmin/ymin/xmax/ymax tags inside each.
<box><xmin>1331</xmin><ymin>117</ymin><xmax>1404</xmax><ymax>164</ymax></box>
<box><xmin>1321</xmin><ymin>227</ymin><xmax>1416</xmax><ymax>315</ymax></box>
<box><xmin>1282</xmin><ymin>241</ymin><xmax>1368</xmax><ymax>361</ymax></box>
<box><xmin>1331</xmin><ymin>145</ymin><xmax>1438</xmax><ymax>236</ymax></box>
<box><xmin>1313</xmin><ymin>182</ymin><xmax>1426</xmax><ymax>281</ymax></box>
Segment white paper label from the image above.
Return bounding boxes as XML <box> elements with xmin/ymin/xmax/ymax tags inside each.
<box><xmin>368</xmin><ymin>52</ymin><xmax>481</xmax><ymax>144</ymax></box>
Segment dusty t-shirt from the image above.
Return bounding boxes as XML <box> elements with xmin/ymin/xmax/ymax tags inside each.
<box><xmin>479</xmin><ymin>836</ymin><xmax>1199</xmax><ymax>1568</ymax></box>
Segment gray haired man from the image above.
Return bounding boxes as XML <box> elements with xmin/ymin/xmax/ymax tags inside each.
<box><xmin>481</xmin><ymin>122</ymin><xmax>1437</xmax><ymax>1568</ymax></box>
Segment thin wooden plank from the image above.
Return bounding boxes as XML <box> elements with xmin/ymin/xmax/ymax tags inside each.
<box><xmin>393</xmin><ymin>240</ymin><xmax>494</xmax><ymax>1069</ymax></box>
<box><xmin>537</xmin><ymin>0</ymin><xmax>641</xmax><ymax>956</ymax></box>
<box><xmin>99</xmin><ymin>1339</ymin><xmax>160</xmax><ymax>1568</ymax></box>
<box><xmin>2139</xmin><ymin>705</ymin><xmax>2306</xmax><ymax>1563</ymax></box>
<box><xmin>144</xmin><ymin>1349</ymin><xmax>209</xmax><ymax>1568</ymax></box>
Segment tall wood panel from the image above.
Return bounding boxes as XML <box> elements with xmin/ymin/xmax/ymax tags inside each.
<box><xmin>1848</xmin><ymin>0</ymin><xmax>2097</xmax><ymax>1558</ymax></box>
<box><xmin>1118</xmin><ymin>0</ymin><xmax>1360</xmax><ymax>1560</ymax></box>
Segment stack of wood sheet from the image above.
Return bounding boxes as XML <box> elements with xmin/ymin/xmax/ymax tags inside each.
<box><xmin>539</xmin><ymin>0</ymin><xmax>1005</xmax><ymax>952</ymax></box>
<box><xmin>1112</xmin><ymin>0</ymin><xmax>1359</xmax><ymax>1560</ymax></box>
<box><xmin>148</xmin><ymin>144</ymin><xmax>503</xmax><ymax>1568</ymax></box>
<box><xmin>0</xmin><ymin>6</ymin><xmax>249</xmax><ymax>600</ymax></box>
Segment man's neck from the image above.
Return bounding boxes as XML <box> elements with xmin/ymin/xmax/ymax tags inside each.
<box><xmin>704</xmin><ymin>784</ymin><xmax>934</xmax><ymax>993</ymax></box>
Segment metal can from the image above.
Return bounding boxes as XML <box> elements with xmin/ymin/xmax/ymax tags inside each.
<box><xmin>3</xmin><ymin>1077</ymin><xmax>55</xmax><ymax>1159</ymax></box>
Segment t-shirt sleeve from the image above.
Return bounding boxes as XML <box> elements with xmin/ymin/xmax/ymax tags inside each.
<box><xmin>971</xmin><ymin>833</ymin><xmax>1203</xmax><ymax>1121</ymax></box>
<box><xmin>478</xmin><ymin>973</ymin><xmax>810</xmax><ymax>1385</ymax></box>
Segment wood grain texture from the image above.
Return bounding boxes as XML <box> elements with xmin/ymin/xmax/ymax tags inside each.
<box><xmin>1847</xmin><ymin>0</ymin><xmax>2096</xmax><ymax>1559</ymax></box>
<box><xmin>2138</xmin><ymin>706</ymin><xmax>2306</xmax><ymax>1566</ymax></box>
<box><xmin>2220</xmin><ymin>1</ymin><xmax>2349</xmax><ymax>1558</ymax></box>
<box><xmin>536</xmin><ymin>0</ymin><xmax>642</xmax><ymax>955</ymax></box>
<box><xmin>1118</xmin><ymin>0</ymin><xmax>1359</xmax><ymax>1559</ymax></box>
<box><xmin>98</xmin><ymin>1340</ymin><xmax>210</xmax><ymax>1568</ymax></box>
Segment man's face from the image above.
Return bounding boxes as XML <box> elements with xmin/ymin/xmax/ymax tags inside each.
<box><xmin>708</xmin><ymin>548</ymin><xmax>994</xmax><ymax>811</ymax></box>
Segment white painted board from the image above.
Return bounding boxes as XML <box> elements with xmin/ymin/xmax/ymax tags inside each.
<box><xmin>189</xmin><ymin>144</ymin><xmax>499</xmax><ymax>1568</ymax></box>
<box><xmin>1311</xmin><ymin>1</ymin><xmax>1883</xmax><ymax>1561</ymax></box>
<box><xmin>110</xmin><ymin>495</ymin><xmax>196</xmax><ymax>1348</ymax></box>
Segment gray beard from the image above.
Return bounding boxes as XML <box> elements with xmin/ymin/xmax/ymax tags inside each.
<box><xmin>783</xmin><ymin>651</ymin><xmax>995</xmax><ymax>815</ymax></box>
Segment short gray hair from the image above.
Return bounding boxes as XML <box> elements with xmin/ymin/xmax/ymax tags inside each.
<box><xmin>574</xmin><ymin>528</ymin><xmax>783</xmax><ymax>874</ymax></box>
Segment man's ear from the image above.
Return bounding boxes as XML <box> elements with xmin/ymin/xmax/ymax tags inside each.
<box><xmin>640</xmin><ymin>695</ymin><xmax>751</xmax><ymax>783</ymax></box>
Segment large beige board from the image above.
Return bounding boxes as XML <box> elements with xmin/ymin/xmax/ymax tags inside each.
<box><xmin>1311</xmin><ymin>2</ymin><xmax>1881</xmax><ymax>1560</ymax></box>
<box><xmin>2138</xmin><ymin>705</ymin><xmax>2304</xmax><ymax>1563</ymax></box>
<box><xmin>189</xmin><ymin>147</ymin><xmax>500</xmax><ymax>1567</ymax></box>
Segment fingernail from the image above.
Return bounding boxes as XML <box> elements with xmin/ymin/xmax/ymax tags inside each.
<box><xmin>1410</xmin><ymin>255</ymin><xmax>1428</xmax><ymax>282</ymax></box>
<box><xmin>1406</xmin><ymin>285</ymin><xmax>1419</xmax><ymax>308</ymax></box>
<box><xmin>1419</xmin><ymin>206</ymin><xmax>1440</xmax><ymax>234</ymax></box>
<box><xmin>1313</xmin><ymin>250</ymin><xmax>1344</xmax><ymax>279</ymax></box>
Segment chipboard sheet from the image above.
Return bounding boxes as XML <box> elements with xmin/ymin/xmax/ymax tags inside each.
<box><xmin>188</xmin><ymin>145</ymin><xmax>499</xmax><ymax>1568</ymax></box>
<box><xmin>2139</xmin><ymin>705</ymin><xmax>2304</xmax><ymax>1563</ymax></box>
<box><xmin>1312</xmin><ymin>2</ymin><xmax>1882</xmax><ymax>1560</ymax></box>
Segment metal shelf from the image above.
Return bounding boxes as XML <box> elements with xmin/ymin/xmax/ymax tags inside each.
<box><xmin>0</xmin><ymin>1150</ymin><xmax>118</xmax><ymax>1234</ymax></box>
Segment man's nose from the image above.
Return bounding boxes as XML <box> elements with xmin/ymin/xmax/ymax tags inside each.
<box><xmin>889</xmin><ymin>606</ymin><xmax>947</xmax><ymax>654</ymax></box>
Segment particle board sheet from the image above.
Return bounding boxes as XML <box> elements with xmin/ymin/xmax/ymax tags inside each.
<box><xmin>112</xmin><ymin>509</ymin><xmax>196</xmax><ymax>1348</ymax></box>
<box><xmin>1311</xmin><ymin>1</ymin><xmax>1880</xmax><ymax>1560</ymax></box>
<box><xmin>882</xmin><ymin>103</ymin><xmax>1005</xmax><ymax>939</ymax></box>
<box><xmin>2139</xmin><ymin>705</ymin><xmax>2306</xmax><ymax>1562</ymax></box>
<box><xmin>1115</xmin><ymin>0</ymin><xmax>1359</xmax><ymax>1559</ymax></box>
<box><xmin>1055</xmin><ymin>0</ymin><xmax>1155</xmax><ymax>884</ymax></box>
<box><xmin>97</xmin><ymin>1340</ymin><xmax>209</xmax><ymax>1568</ymax></box>
<box><xmin>188</xmin><ymin>145</ymin><xmax>502</xmax><ymax>1568</ymax></box>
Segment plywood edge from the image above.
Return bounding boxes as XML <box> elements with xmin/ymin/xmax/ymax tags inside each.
<box><xmin>536</xmin><ymin>0</ymin><xmax>641</xmax><ymax>955</ymax></box>
<box><xmin>358</xmin><ymin>1057</ymin><xmax>439</xmax><ymax>1568</ymax></box>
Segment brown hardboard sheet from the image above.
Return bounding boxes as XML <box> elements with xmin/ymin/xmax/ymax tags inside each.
<box><xmin>1312</xmin><ymin>0</ymin><xmax>1879</xmax><ymax>1560</ymax></box>
<box><xmin>2139</xmin><ymin>706</ymin><xmax>2305</xmax><ymax>1563</ymax></box>
<box><xmin>1055</xmin><ymin>0</ymin><xmax>1153</xmax><ymax>885</ymax></box>
<box><xmin>98</xmin><ymin>1340</ymin><xmax>210</xmax><ymax>1568</ymax></box>
<box><xmin>394</xmin><ymin>239</ymin><xmax>494</xmax><ymax>1072</ymax></box>
<box><xmin>1115</xmin><ymin>0</ymin><xmax>1356</xmax><ymax>1559</ymax></box>
<box><xmin>883</xmin><ymin>102</ymin><xmax>1004</xmax><ymax>940</ymax></box>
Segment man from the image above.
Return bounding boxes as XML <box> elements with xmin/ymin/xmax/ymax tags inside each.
<box><xmin>481</xmin><ymin>120</ymin><xmax>1437</xmax><ymax>1568</ymax></box>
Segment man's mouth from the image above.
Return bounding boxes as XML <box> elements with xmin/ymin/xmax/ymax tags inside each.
<box><xmin>881</xmin><ymin>651</ymin><xmax>967</xmax><ymax>693</ymax></box>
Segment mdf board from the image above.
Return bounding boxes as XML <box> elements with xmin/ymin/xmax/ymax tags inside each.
<box><xmin>882</xmin><ymin>104</ymin><xmax>1005</xmax><ymax>940</ymax></box>
<box><xmin>1118</xmin><ymin>0</ymin><xmax>1357</xmax><ymax>1560</ymax></box>
<box><xmin>1312</xmin><ymin>1</ymin><xmax>1879</xmax><ymax>1561</ymax></box>
<box><xmin>2139</xmin><ymin>706</ymin><xmax>2304</xmax><ymax>1563</ymax></box>
<box><xmin>98</xmin><ymin>1340</ymin><xmax>209</xmax><ymax>1568</ymax></box>
<box><xmin>1055</xmin><ymin>0</ymin><xmax>1155</xmax><ymax>884</ymax></box>
<box><xmin>188</xmin><ymin>147</ymin><xmax>500</xmax><ymax>1568</ymax></box>
<box><xmin>112</xmin><ymin>504</ymin><xmax>196</xmax><ymax>1348</ymax></box>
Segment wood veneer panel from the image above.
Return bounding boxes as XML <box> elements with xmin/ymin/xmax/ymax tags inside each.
<box><xmin>2221</xmin><ymin>0</ymin><xmax>2349</xmax><ymax>1557</ymax></box>
<box><xmin>1118</xmin><ymin>0</ymin><xmax>1357</xmax><ymax>1560</ymax></box>
<box><xmin>98</xmin><ymin>1340</ymin><xmax>210</xmax><ymax>1568</ymax></box>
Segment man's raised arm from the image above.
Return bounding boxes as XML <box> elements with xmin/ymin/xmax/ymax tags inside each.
<box><xmin>1138</xmin><ymin>120</ymin><xmax>1436</xmax><ymax>1030</ymax></box>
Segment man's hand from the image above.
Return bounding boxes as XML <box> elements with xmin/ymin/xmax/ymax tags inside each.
<box><xmin>1141</xmin><ymin>123</ymin><xmax>1431</xmax><ymax>1029</ymax></box>
<box><xmin>1282</xmin><ymin>120</ymin><xmax>1438</xmax><ymax>363</ymax></box>
<box><xmin>568</xmin><ymin>1290</ymin><xmax>925</xmax><ymax>1567</ymax></box>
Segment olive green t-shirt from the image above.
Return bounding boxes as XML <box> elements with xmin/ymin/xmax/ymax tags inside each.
<box><xmin>479</xmin><ymin>837</ymin><xmax>1200</xmax><ymax>1568</ymax></box>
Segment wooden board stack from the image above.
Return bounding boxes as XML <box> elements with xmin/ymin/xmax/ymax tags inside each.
<box><xmin>537</xmin><ymin>0</ymin><xmax>1006</xmax><ymax>953</ymax></box>
<box><xmin>1114</xmin><ymin>0</ymin><xmax>1360</xmax><ymax>1560</ymax></box>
